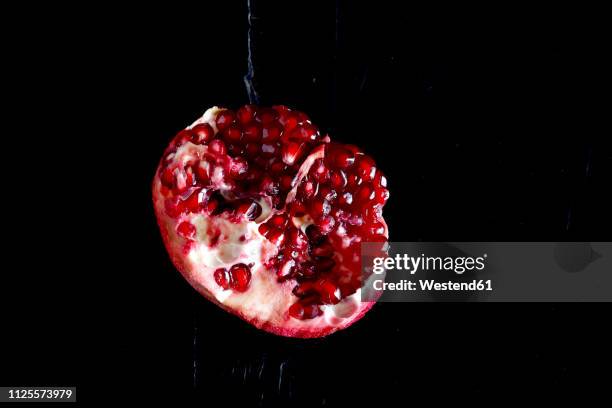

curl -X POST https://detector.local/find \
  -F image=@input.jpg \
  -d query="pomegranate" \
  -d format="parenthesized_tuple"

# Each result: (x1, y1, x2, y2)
(152, 106, 389, 338)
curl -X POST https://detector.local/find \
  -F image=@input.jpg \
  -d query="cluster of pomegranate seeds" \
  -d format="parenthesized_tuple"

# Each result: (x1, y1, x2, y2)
(156, 105, 388, 320)
(214, 264, 252, 292)
(266, 141, 389, 318)
(159, 105, 324, 218)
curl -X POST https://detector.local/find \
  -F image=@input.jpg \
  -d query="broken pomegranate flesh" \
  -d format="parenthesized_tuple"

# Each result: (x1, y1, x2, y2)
(152, 106, 389, 338)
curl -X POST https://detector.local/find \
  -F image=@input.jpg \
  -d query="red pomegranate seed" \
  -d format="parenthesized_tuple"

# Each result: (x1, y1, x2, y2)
(235, 200, 262, 221)
(318, 186, 337, 202)
(226, 143, 244, 157)
(269, 160, 286, 174)
(230, 263, 251, 292)
(245, 143, 260, 159)
(288, 123, 318, 141)
(374, 188, 390, 204)
(272, 104, 290, 113)
(260, 176, 280, 195)
(243, 122, 262, 142)
(356, 156, 376, 181)
(181, 188, 208, 213)
(292, 282, 316, 298)
(268, 214, 288, 228)
(261, 124, 282, 143)
(286, 228, 308, 250)
(215, 110, 235, 131)
(172, 168, 194, 193)
(222, 125, 242, 143)
(289, 200, 306, 217)
(282, 141, 304, 166)
(205, 197, 219, 214)
(279, 174, 294, 191)
(355, 185, 375, 204)
(273, 105, 291, 124)
(310, 198, 331, 218)
(176, 221, 196, 239)
(160, 185, 171, 196)
(237, 105, 257, 124)
(256, 107, 277, 125)
(310, 160, 329, 183)
(193, 162, 209, 185)
(258, 223, 271, 236)
(347, 174, 363, 189)
(209, 139, 226, 155)
(164, 198, 181, 218)
(229, 157, 249, 179)
(289, 302, 321, 320)
(186, 166, 198, 186)
(316, 280, 341, 304)
(299, 180, 316, 199)
(375, 172, 387, 188)
(191, 123, 214, 144)
(317, 216, 336, 234)
(160, 167, 175, 188)
(288, 302, 304, 318)
(214, 268, 231, 290)
(330, 170, 347, 189)
(301, 123, 319, 140)
(174, 129, 194, 146)
(282, 112, 300, 132)
(331, 148, 355, 169)
(265, 229, 285, 246)
(173, 173, 189, 194)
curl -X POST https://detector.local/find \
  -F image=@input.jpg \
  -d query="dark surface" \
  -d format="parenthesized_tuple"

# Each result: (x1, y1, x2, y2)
(2, 1, 610, 405)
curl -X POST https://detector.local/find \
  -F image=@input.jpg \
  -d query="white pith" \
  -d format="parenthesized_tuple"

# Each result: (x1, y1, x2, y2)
(153, 107, 385, 337)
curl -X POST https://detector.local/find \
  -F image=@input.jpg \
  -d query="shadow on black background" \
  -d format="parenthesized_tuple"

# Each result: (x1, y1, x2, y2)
(2, 0, 610, 405)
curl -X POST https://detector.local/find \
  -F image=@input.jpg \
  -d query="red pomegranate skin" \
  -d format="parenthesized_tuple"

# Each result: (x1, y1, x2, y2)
(152, 106, 389, 338)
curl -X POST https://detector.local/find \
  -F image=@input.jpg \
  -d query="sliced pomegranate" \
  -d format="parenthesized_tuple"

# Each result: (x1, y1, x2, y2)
(152, 106, 389, 338)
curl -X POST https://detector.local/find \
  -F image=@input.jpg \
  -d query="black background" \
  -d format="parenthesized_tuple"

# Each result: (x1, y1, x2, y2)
(2, 1, 611, 405)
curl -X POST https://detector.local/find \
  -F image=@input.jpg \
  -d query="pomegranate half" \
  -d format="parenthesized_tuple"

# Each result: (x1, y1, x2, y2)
(152, 106, 389, 338)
